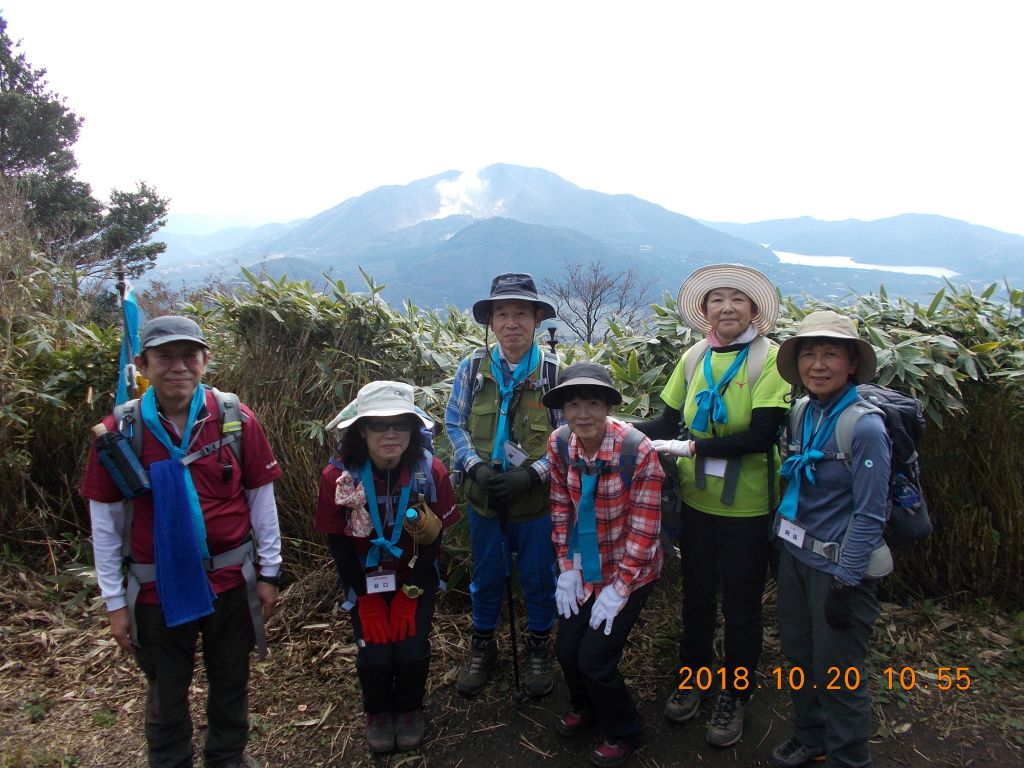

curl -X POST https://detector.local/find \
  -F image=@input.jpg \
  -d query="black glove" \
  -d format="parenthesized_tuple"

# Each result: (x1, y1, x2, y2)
(487, 467, 538, 502)
(469, 463, 496, 487)
(824, 578, 854, 630)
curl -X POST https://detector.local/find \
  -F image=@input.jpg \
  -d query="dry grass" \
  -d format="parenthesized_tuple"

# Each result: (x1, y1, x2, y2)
(1, 560, 1021, 767)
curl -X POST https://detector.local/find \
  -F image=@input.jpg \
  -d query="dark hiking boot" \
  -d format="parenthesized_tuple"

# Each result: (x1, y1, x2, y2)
(394, 709, 425, 751)
(457, 637, 498, 697)
(664, 685, 715, 722)
(770, 736, 826, 767)
(524, 639, 554, 697)
(706, 690, 746, 747)
(365, 711, 395, 753)
(223, 756, 261, 768)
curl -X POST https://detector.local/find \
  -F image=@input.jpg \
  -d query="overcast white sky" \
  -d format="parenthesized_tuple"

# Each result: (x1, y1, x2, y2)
(3, 1, 1022, 235)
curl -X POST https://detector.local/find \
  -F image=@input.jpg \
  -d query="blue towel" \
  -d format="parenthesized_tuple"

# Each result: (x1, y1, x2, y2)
(150, 458, 216, 627)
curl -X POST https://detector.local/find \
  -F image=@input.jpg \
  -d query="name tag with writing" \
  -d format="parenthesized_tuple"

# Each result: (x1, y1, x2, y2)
(776, 518, 806, 548)
(366, 569, 397, 594)
(504, 440, 529, 468)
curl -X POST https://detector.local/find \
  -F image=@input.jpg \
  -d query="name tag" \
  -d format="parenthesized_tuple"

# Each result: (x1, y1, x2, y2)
(366, 569, 397, 594)
(703, 457, 727, 477)
(776, 517, 806, 548)
(504, 440, 529, 468)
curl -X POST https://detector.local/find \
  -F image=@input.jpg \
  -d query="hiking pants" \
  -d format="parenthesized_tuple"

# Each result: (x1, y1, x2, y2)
(134, 584, 254, 768)
(555, 582, 654, 745)
(467, 506, 556, 633)
(351, 585, 438, 715)
(677, 503, 771, 698)
(777, 546, 880, 768)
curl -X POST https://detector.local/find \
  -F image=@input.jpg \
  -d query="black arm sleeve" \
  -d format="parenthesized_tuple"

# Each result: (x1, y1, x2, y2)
(632, 404, 682, 440)
(693, 407, 787, 457)
(326, 533, 367, 597)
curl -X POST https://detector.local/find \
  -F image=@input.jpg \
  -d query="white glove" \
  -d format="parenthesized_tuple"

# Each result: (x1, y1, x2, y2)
(556, 570, 585, 619)
(588, 585, 628, 635)
(651, 438, 693, 457)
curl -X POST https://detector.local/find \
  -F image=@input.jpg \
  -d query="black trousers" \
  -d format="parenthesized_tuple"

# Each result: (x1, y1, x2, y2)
(350, 586, 437, 715)
(677, 504, 771, 696)
(134, 584, 254, 768)
(555, 582, 654, 745)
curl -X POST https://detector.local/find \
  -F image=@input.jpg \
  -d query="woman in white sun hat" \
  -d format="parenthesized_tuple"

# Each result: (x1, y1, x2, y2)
(314, 381, 459, 755)
(768, 310, 890, 768)
(635, 263, 790, 748)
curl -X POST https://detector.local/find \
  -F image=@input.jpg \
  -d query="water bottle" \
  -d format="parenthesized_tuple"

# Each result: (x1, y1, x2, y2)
(892, 472, 921, 510)
(93, 424, 151, 499)
(403, 495, 442, 544)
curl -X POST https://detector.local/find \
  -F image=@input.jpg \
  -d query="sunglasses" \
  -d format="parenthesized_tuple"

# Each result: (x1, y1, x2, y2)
(364, 419, 415, 434)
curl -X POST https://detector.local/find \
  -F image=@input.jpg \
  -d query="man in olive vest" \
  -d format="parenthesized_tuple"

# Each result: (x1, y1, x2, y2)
(445, 273, 562, 697)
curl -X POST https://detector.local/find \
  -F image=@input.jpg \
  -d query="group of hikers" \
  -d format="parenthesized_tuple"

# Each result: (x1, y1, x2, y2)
(81, 263, 894, 768)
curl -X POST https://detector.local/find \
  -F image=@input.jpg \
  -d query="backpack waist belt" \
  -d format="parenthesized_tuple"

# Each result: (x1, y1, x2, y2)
(125, 533, 268, 658)
(772, 513, 841, 563)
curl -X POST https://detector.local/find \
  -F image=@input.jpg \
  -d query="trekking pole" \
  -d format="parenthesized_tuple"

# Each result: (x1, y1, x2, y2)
(114, 261, 138, 401)
(545, 326, 557, 355)
(491, 462, 528, 707)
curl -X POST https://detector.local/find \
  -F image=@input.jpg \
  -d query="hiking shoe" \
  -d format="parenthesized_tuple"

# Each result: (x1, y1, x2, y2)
(664, 685, 713, 722)
(395, 709, 425, 751)
(524, 640, 554, 697)
(456, 638, 498, 697)
(556, 709, 595, 737)
(590, 738, 634, 768)
(365, 711, 395, 753)
(770, 736, 826, 767)
(223, 756, 261, 768)
(705, 691, 746, 747)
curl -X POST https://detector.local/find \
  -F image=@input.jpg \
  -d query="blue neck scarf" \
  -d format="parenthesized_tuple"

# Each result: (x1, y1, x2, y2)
(568, 459, 604, 584)
(691, 346, 750, 433)
(141, 385, 216, 627)
(778, 385, 860, 521)
(360, 462, 411, 568)
(141, 385, 209, 557)
(489, 343, 540, 468)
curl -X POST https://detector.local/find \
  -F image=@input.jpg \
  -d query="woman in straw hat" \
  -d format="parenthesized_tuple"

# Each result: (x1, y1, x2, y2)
(768, 310, 890, 768)
(314, 381, 459, 754)
(635, 263, 790, 748)
(542, 362, 664, 768)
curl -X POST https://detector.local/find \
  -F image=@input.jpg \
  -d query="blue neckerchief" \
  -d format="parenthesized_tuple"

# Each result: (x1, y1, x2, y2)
(140, 385, 209, 557)
(489, 343, 540, 469)
(360, 461, 411, 568)
(568, 459, 604, 584)
(691, 346, 750, 433)
(778, 385, 860, 521)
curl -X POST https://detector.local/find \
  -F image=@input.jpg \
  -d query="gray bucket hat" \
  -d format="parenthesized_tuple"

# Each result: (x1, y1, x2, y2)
(472, 273, 557, 324)
(541, 362, 622, 409)
(140, 316, 209, 351)
(776, 310, 878, 386)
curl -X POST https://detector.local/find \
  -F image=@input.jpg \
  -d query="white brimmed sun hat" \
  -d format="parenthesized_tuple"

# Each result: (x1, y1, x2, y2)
(776, 310, 878, 386)
(327, 381, 433, 431)
(677, 263, 779, 335)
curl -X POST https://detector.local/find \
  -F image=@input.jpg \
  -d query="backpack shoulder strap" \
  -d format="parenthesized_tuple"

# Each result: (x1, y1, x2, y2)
(833, 400, 883, 469)
(554, 424, 571, 466)
(788, 395, 810, 450)
(113, 398, 144, 457)
(210, 387, 245, 464)
(541, 350, 561, 426)
(617, 426, 645, 490)
(683, 339, 710, 387)
(745, 335, 771, 389)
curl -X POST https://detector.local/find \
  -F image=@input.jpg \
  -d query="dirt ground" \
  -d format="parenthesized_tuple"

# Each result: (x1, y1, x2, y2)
(1, 561, 1021, 767)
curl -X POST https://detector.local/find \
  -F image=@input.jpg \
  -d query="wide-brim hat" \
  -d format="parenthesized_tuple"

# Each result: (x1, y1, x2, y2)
(140, 315, 209, 351)
(541, 362, 622, 409)
(776, 310, 878, 386)
(329, 381, 433, 431)
(677, 263, 779, 335)
(472, 272, 557, 324)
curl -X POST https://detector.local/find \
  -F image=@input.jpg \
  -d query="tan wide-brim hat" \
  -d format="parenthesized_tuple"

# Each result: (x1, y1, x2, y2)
(677, 263, 779, 335)
(327, 381, 433, 431)
(776, 310, 878, 386)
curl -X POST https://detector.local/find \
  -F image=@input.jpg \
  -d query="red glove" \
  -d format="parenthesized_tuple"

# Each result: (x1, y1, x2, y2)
(389, 590, 418, 642)
(357, 594, 390, 644)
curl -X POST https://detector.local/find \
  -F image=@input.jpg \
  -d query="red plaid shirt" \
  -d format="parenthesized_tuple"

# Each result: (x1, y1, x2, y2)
(548, 418, 664, 598)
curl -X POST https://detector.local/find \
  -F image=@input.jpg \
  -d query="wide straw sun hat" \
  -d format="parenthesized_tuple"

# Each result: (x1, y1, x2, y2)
(677, 263, 779, 335)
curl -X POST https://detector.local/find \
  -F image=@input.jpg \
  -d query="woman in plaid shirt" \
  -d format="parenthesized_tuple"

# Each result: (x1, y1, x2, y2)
(542, 362, 664, 768)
